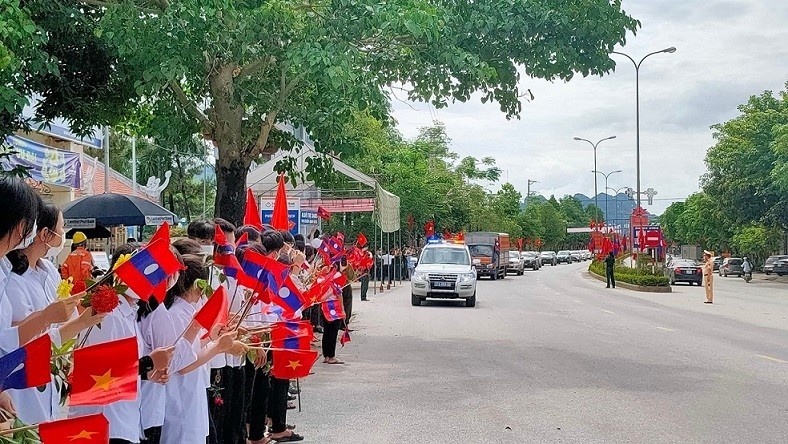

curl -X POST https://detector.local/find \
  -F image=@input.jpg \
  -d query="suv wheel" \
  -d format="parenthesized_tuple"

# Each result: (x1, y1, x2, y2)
(465, 292, 476, 307)
(411, 294, 421, 306)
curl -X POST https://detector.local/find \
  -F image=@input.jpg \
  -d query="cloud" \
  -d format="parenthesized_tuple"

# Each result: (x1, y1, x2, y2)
(390, 0, 788, 215)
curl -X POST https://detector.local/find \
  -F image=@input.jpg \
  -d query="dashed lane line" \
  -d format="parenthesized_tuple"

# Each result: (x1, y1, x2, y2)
(601, 309, 615, 315)
(656, 327, 675, 332)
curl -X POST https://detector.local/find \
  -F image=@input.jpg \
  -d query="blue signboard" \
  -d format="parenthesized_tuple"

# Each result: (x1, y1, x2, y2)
(300, 210, 318, 226)
(262, 209, 300, 235)
(2, 135, 81, 188)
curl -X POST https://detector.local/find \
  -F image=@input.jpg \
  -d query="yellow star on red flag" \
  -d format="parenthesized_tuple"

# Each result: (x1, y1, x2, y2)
(287, 360, 302, 370)
(68, 429, 99, 440)
(90, 370, 119, 391)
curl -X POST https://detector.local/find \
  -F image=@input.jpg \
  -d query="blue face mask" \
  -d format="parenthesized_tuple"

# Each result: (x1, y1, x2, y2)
(13, 221, 37, 251)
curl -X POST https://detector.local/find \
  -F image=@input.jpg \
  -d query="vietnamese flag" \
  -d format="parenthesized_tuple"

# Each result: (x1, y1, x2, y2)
(356, 232, 367, 247)
(114, 237, 184, 302)
(0, 334, 51, 391)
(270, 173, 290, 230)
(194, 286, 229, 333)
(317, 206, 331, 221)
(270, 349, 318, 379)
(39, 414, 109, 444)
(69, 337, 138, 406)
(424, 220, 435, 237)
(244, 188, 263, 230)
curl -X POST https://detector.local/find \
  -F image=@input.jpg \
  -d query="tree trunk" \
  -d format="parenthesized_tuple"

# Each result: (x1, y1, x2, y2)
(215, 147, 252, 226)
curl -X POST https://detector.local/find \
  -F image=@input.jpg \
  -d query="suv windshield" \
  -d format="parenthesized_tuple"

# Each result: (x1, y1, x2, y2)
(468, 245, 494, 257)
(420, 248, 470, 265)
(558, 251, 569, 255)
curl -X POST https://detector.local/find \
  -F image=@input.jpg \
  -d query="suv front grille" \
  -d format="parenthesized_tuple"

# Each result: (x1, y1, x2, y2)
(428, 274, 459, 281)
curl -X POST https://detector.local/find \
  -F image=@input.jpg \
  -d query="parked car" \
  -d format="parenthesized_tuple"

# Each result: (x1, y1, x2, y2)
(719, 257, 744, 277)
(522, 251, 542, 270)
(507, 251, 525, 275)
(556, 251, 572, 264)
(764, 255, 788, 275)
(712, 256, 723, 271)
(773, 258, 788, 276)
(540, 251, 557, 266)
(569, 251, 582, 262)
(666, 259, 703, 286)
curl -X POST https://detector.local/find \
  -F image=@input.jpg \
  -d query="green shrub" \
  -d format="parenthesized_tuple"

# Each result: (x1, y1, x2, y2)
(588, 260, 670, 287)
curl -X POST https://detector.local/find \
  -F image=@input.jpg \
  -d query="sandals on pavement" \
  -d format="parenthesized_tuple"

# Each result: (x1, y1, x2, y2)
(271, 432, 304, 442)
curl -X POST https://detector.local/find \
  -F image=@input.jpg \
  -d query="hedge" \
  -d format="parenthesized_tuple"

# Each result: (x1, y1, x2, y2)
(588, 260, 670, 287)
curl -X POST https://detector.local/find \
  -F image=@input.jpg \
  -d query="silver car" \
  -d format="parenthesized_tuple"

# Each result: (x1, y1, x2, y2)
(411, 243, 478, 307)
(508, 251, 525, 275)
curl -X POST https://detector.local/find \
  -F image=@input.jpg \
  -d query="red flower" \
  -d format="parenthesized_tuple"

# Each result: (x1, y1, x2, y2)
(87, 285, 120, 314)
(213, 395, 224, 406)
(249, 334, 262, 345)
(71, 281, 87, 295)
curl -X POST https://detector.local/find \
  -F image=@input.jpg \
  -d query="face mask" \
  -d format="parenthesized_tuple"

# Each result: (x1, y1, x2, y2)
(201, 245, 214, 254)
(13, 221, 37, 251)
(45, 230, 65, 258)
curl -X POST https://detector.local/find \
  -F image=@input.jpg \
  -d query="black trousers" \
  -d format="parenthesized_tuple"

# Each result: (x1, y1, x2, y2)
(321, 317, 341, 359)
(342, 285, 353, 323)
(267, 376, 290, 434)
(221, 366, 247, 444)
(606, 269, 616, 288)
(245, 360, 270, 441)
(109, 440, 132, 444)
(360, 275, 369, 300)
(140, 426, 161, 444)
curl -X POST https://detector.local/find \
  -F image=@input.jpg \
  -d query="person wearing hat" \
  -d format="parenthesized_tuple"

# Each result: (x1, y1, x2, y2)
(702, 250, 714, 304)
(59, 231, 94, 286)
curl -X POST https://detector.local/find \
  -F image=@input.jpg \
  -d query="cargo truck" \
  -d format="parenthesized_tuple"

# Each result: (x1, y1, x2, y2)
(465, 232, 510, 280)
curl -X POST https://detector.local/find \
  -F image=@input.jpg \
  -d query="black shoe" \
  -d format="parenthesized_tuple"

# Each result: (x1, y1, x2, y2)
(314, 326, 324, 333)
(361, 298, 368, 301)
(288, 394, 297, 400)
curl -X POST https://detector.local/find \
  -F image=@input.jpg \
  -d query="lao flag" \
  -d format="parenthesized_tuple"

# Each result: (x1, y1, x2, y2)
(340, 328, 351, 347)
(317, 206, 331, 221)
(269, 276, 308, 319)
(115, 238, 184, 302)
(146, 222, 174, 302)
(271, 321, 313, 351)
(322, 298, 345, 322)
(0, 334, 51, 391)
(240, 249, 289, 296)
(214, 228, 244, 280)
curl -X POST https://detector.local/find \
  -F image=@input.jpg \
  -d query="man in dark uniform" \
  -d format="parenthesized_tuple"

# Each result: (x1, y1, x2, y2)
(605, 251, 616, 288)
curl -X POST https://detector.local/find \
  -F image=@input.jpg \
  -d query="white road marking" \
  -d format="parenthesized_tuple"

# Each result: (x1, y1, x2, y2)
(656, 327, 675, 332)
(756, 354, 788, 364)
(601, 309, 615, 315)
(572, 300, 581, 303)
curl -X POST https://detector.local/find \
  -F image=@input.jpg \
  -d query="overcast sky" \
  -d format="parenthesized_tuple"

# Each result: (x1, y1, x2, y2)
(390, 0, 788, 214)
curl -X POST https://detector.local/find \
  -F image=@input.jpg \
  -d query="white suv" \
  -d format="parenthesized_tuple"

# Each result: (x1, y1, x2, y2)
(411, 242, 477, 307)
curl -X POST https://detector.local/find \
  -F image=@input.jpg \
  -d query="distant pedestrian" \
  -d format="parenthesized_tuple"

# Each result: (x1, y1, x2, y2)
(702, 250, 714, 303)
(742, 257, 753, 282)
(604, 251, 616, 288)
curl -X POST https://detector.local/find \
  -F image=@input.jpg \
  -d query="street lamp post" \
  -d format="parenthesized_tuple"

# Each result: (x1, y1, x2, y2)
(593, 170, 622, 225)
(574, 136, 616, 224)
(607, 186, 629, 236)
(611, 47, 676, 209)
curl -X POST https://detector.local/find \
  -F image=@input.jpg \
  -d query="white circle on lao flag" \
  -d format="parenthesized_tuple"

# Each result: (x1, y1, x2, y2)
(144, 264, 160, 275)
(279, 287, 291, 298)
(329, 309, 337, 316)
(257, 270, 264, 279)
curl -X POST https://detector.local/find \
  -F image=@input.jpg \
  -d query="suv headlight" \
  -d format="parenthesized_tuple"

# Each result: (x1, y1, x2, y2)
(412, 271, 427, 281)
(460, 272, 476, 283)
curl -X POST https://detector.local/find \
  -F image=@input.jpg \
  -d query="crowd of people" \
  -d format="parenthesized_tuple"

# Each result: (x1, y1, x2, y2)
(0, 177, 370, 443)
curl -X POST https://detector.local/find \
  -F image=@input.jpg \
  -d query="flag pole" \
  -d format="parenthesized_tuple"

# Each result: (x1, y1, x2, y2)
(0, 423, 38, 436)
(296, 378, 302, 412)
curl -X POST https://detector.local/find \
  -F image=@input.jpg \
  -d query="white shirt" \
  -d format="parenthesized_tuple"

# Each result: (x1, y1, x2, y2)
(380, 254, 394, 265)
(138, 304, 177, 431)
(69, 297, 142, 443)
(162, 297, 209, 444)
(223, 276, 245, 368)
(207, 266, 226, 370)
(0, 257, 20, 354)
(5, 261, 61, 424)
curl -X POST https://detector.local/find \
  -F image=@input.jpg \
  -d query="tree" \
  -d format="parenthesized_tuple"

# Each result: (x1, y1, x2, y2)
(539, 196, 567, 250)
(455, 156, 502, 182)
(730, 225, 781, 264)
(559, 195, 590, 248)
(585, 204, 604, 223)
(494, 183, 522, 219)
(660, 201, 686, 244)
(28, 0, 638, 224)
(673, 192, 731, 251)
(702, 84, 788, 231)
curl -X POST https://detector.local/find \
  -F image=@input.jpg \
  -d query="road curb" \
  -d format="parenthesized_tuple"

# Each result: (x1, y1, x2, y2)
(585, 271, 672, 293)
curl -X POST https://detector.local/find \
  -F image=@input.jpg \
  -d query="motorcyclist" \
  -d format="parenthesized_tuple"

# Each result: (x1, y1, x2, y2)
(742, 256, 753, 282)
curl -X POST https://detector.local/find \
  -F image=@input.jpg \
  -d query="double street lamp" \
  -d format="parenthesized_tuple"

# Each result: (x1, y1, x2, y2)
(573, 136, 616, 224)
(611, 47, 676, 209)
(593, 169, 622, 225)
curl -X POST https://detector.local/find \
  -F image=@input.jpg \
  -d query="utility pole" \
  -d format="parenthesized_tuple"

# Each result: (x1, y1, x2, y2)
(526, 179, 538, 207)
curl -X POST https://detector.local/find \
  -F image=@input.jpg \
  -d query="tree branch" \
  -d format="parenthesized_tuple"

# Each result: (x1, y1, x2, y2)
(236, 56, 276, 79)
(168, 80, 213, 135)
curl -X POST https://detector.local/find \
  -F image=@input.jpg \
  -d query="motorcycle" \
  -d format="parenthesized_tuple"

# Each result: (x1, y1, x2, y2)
(743, 272, 752, 283)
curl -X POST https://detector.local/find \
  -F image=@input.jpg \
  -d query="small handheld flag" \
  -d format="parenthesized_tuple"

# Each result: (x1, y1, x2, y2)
(317, 206, 331, 221)
(69, 337, 139, 406)
(340, 328, 351, 347)
(270, 349, 318, 379)
(194, 286, 229, 333)
(321, 298, 346, 322)
(356, 233, 367, 247)
(114, 237, 184, 302)
(39, 413, 109, 444)
(0, 334, 51, 391)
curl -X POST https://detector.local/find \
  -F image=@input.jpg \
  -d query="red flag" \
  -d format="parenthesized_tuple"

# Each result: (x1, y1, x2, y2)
(456, 232, 464, 242)
(340, 328, 351, 347)
(244, 188, 263, 230)
(271, 321, 313, 351)
(424, 220, 435, 237)
(69, 337, 138, 406)
(194, 286, 229, 333)
(114, 237, 184, 302)
(147, 222, 174, 302)
(270, 349, 318, 379)
(39, 414, 109, 444)
(317, 206, 331, 221)
(270, 173, 290, 230)
(356, 233, 367, 247)
(235, 232, 249, 248)
(517, 238, 524, 250)
(214, 228, 245, 280)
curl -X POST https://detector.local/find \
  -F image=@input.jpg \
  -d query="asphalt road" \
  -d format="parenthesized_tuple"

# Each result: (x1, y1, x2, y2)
(290, 262, 788, 443)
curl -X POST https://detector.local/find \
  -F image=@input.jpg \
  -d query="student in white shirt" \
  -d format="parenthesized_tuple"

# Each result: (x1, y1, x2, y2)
(0, 179, 93, 420)
(161, 254, 237, 444)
